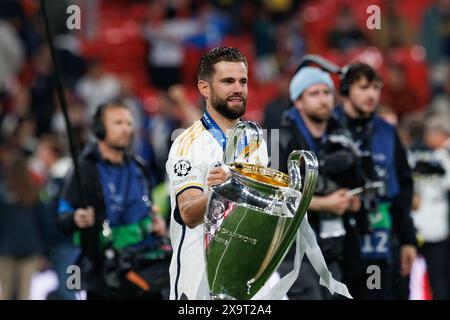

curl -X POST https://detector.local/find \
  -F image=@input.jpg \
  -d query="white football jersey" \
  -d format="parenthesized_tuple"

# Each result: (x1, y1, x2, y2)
(166, 118, 268, 300)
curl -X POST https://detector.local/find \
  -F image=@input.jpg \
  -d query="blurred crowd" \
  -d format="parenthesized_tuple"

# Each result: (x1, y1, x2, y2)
(0, 0, 449, 299)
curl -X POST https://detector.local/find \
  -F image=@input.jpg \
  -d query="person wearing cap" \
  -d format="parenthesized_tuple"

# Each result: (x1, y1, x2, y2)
(277, 66, 363, 299)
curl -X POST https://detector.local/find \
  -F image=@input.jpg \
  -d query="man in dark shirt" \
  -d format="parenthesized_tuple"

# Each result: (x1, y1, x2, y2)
(278, 66, 362, 299)
(57, 102, 169, 299)
(333, 63, 417, 299)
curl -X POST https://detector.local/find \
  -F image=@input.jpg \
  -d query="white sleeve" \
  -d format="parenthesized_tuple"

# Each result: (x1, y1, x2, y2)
(166, 139, 206, 196)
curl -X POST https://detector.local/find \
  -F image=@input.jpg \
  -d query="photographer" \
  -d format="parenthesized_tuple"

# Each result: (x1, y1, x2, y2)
(334, 63, 417, 299)
(409, 116, 450, 300)
(277, 66, 363, 299)
(57, 102, 170, 300)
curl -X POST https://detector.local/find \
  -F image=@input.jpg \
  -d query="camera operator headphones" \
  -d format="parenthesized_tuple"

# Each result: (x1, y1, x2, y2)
(93, 103, 109, 140)
(294, 55, 352, 96)
(338, 64, 352, 96)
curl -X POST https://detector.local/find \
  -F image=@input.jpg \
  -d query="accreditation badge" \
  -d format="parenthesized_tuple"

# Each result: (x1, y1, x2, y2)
(360, 202, 392, 260)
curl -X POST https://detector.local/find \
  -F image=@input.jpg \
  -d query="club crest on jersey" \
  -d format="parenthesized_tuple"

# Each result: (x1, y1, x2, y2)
(174, 159, 192, 177)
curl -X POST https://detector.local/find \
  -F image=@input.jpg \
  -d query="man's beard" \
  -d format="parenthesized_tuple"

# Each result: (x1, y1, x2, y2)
(304, 109, 330, 124)
(307, 114, 327, 124)
(211, 93, 246, 120)
(106, 138, 132, 152)
(110, 144, 128, 152)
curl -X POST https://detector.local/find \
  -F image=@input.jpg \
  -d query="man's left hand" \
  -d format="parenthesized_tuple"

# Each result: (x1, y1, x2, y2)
(151, 206, 168, 236)
(348, 196, 361, 213)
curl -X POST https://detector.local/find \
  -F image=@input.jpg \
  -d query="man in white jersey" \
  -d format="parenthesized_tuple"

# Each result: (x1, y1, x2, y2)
(166, 47, 269, 300)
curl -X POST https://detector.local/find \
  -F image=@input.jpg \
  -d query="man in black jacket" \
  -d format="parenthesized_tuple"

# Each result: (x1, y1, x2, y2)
(277, 66, 362, 299)
(57, 101, 168, 299)
(333, 63, 417, 299)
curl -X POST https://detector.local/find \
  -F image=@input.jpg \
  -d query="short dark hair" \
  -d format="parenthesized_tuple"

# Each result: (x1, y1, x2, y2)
(198, 47, 248, 82)
(340, 63, 382, 96)
(95, 100, 129, 120)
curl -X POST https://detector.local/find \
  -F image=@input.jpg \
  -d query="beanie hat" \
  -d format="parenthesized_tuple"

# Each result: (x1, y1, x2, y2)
(289, 66, 334, 102)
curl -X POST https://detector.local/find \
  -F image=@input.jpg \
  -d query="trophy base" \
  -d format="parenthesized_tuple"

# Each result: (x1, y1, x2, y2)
(210, 293, 236, 300)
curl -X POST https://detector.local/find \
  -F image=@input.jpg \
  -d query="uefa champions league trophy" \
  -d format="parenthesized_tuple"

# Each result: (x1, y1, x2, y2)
(204, 121, 318, 300)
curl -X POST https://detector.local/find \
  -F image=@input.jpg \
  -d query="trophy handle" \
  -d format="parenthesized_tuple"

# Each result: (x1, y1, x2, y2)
(287, 150, 319, 221)
(223, 121, 263, 165)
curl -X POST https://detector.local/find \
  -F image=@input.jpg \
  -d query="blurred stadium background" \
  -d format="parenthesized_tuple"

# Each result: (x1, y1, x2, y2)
(0, 0, 449, 300)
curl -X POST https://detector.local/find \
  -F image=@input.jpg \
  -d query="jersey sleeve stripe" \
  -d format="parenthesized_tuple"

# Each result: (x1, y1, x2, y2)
(178, 123, 201, 156)
(176, 123, 197, 156)
(175, 182, 205, 195)
(176, 122, 201, 156)
(181, 125, 205, 156)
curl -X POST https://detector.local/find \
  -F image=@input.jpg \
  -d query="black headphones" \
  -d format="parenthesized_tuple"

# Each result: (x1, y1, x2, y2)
(338, 64, 352, 96)
(294, 55, 351, 96)
(93, 104, 107, 140)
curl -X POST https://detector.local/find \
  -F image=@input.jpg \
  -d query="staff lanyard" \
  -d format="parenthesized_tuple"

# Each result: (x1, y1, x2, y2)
(288, 107, 326, 155)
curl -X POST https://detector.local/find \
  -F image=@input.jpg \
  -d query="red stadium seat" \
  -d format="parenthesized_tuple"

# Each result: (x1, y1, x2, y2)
(389, 46, 430, 110)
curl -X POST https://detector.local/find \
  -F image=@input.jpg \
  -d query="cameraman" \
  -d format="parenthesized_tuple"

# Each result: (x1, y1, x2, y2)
(57, 102, 169, 299)
(278, 66, 362, 299)
(409, 116, 450, 300)
(334, 63, 417, 299)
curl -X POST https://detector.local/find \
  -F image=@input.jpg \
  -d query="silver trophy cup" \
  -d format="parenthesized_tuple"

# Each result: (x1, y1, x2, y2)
(204, 121, 318, 300)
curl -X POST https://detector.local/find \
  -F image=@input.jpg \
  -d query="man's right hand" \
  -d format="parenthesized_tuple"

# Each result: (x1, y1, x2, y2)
(207, 167, 229, 187)
(323, 189, 352, 216)
(74, 206, 95, 228)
